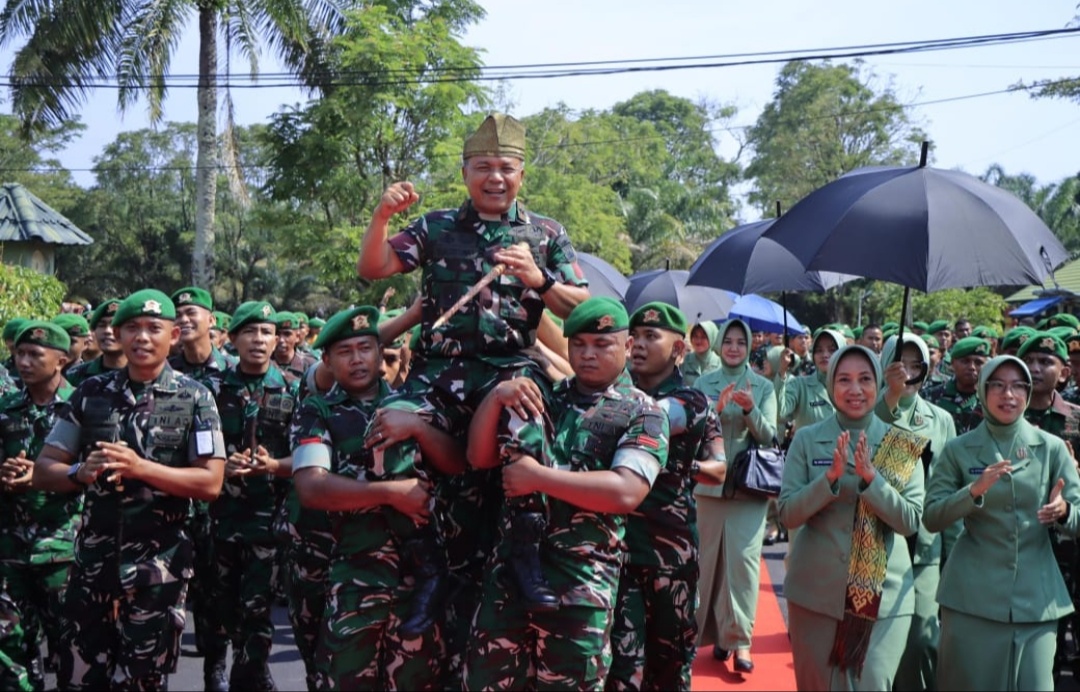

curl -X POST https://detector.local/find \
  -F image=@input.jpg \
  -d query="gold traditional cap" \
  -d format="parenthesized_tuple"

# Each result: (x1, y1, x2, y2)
(463, 113, 526, 160)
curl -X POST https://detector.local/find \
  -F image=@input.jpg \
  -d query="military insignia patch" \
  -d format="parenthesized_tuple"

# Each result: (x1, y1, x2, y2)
(1018, 334, 1031, 344)
(31, 328, 46, 340)
(975, 344, 988, 355)
(351, 314, 370, 330)
(261, 305, 272, 317)
(1070, 341, 1080, 353)
(643, 309, 661, 323)
(143, 300, 162, 314)
(1051, 319, 1060, 327)
(178, 292, 192, 303)
(106, 303, 118, 314)
(282, 320, 293, 329)
(1041, 337, 1056, 349)
(598, 315, 615, 330)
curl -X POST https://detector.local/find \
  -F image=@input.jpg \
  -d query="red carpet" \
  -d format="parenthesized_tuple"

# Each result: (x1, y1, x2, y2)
(691, 558, 797, 691)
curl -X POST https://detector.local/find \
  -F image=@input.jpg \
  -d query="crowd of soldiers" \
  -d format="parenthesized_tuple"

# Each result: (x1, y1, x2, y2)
(1, 112, 1079, 692)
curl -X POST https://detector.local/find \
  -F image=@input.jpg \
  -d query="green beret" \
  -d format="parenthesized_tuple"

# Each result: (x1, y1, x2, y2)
(51, 313, 91, 337)
(563, 297, 629, 338)
(313, 306, 381, 350)
(273, 311, 299, 330)
(212, 311, 231, 331)
(2, 317, 28, 343)
(853, 326, 864, 339)
(1037, 313, 1080, 331)
(972, 325, 998, 339)
(882, 328, 898, 340)
(112, 289, 176, 327)
(378, 309, 407, 348)
(912, 321, 930, 331)
(171, 286, 213, 311)
(309, 317, 326, 329)
(920, 334, 940, 349)
(229, 301, 276, 335)
(15, 320, 70, 353)
(1048, 325, 1077, 341)
(882, 321, 899, 331)
(839, 325, 854, 340)
(629, 301, 688, 335)
(463, 113, 525, 160)
(950, 336, 992, 360)
(1000, 327, 1036, 353)
(295, 312, 309, 326)
(928, 319, 950, 334)
(89, 299, 121, 329)
(1017, 331, 1068, 363)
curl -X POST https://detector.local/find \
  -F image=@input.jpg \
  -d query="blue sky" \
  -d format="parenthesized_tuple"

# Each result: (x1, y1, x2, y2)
(1, 0, 1077, 217)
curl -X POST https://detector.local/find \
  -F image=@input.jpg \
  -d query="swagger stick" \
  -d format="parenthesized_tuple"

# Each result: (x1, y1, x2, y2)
(432, 242, 529, 330)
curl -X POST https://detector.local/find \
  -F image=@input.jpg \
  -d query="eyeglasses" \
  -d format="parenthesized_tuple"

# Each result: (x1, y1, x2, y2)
(985, 380, 1032, 396)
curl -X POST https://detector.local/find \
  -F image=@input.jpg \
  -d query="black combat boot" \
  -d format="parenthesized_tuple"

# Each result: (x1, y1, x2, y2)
(508, 511, 559, 611)
(398, 530, 449, 637)
(203, 646, 229, 692)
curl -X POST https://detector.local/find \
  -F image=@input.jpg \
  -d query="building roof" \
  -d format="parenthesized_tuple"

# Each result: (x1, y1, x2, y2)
(0, 182, 92, 246)
(1007, 254, 1080, 302)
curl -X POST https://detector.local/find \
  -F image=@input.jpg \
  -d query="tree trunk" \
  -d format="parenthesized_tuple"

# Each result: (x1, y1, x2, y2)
(193, 7, 218, 287)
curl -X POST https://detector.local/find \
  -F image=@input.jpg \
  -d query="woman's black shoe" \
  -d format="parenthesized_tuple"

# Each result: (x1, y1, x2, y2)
(734, 657, 755, 674)
(712, 645, 731, 661)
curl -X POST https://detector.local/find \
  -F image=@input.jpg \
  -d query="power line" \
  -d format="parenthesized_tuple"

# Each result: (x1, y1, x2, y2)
(3, 27, 1078, 90)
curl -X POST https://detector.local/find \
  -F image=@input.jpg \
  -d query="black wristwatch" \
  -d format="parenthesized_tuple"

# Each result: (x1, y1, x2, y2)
(536, 268, 558, 295)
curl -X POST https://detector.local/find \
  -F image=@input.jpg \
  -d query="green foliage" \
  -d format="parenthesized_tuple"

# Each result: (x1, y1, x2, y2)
(746, 60, 927, 215)
(0, 262, 66, 356)
(983, 165, 1080, 254)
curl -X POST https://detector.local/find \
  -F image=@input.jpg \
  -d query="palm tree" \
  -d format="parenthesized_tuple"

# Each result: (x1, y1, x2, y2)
(0, 0, 346, 287)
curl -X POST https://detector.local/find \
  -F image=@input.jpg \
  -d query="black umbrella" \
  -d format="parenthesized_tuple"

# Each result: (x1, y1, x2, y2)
(762, 142, 1069, 381)
(575, 252, 631, 300)
(625, 269, 737, 323)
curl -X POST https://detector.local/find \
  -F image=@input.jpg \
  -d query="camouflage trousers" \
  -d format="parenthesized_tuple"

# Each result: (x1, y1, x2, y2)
(0, 560, 71, 690)
(0, 588, 33, 692)
(187, 504, 227, 657)
(285, 536, 333, 691)
(212, 537, 276, 675)
(464, 601, 615, 691)
(606, 564, 698, 692)
(315, 581, 443, 691)
(56, 573, 187, 691)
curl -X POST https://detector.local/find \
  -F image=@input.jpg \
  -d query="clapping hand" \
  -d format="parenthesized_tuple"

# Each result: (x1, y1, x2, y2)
(731, 385, 755, 414)
(853, 431, 874, 484)
(827, 431, 850, 483)
(1038, 478, 1068, 526)
(970, 460, 1013, 499)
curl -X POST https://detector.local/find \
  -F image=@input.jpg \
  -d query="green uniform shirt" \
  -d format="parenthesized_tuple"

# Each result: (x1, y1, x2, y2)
(273, 350, 316, 387)
(0, 364, 15, 398)
(0, 381, 80, 565)
(1024, 392, 1080, 450)
(923, 378, 984, 435)
(168, 346, 236, 386)
(43, 366, 225, 590)
(65, 357, 123, 388)
(626, 369, 720, 569)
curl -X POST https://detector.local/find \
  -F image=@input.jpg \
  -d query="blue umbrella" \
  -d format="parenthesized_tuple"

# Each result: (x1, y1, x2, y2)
(625, 269, 737, 323)
(575, 252, 631, 300)
(728, 294, 807, 335)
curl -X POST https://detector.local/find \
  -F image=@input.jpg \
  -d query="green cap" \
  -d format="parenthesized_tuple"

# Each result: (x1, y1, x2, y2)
(15, 320, 70, 353)
(1037, 313, 1080, 331)
(309, 317, 326, 329)
(171, 286, 213, 311)
(295, 312, 309, 327)
(2, 317, 29, 343)
(563, 297, 629, 338)
(51, 313, 91, 337)
(1017, 331, 1068, 363)
(629, 301, 688, 336)
(212, 311, 231, 331)
(920, 334, 940, 349)
(972, 325, 998, 339)
(89, 299, 121, 329)
(882, 321, 899, 331)
(912, 321, 930, 332)
(229, 301, 276, 335)
(928, 319, 950, 334)
(1048, 325, 1077, 341)
(950, 336, 992, 360)
(273, 311, 299, 330)
(112, 289, 176, 328)
(313, 306, 381, 350)
(463, 113, 526, 160)
(1000, 327, 1036, 353)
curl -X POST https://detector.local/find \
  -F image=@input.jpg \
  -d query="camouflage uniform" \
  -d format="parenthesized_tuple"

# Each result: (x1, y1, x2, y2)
(608, 370, 719, 692)
(923, 379, 984, 436)
(0, 358, 18, 389)
(463, 370, 668, 690)
(291, 380, 445, 690)
(274, 350, 317, 387)
(386, 198, 586, 683)
(1063, 381, 1080, 406)
(205, 363, 298, 687)
(0, 364, 16, 398)
(65, 358, 123, 388)
(43, 365, 225, 691)
(167, 347, 234, 664)
(0, 382, 78, 690)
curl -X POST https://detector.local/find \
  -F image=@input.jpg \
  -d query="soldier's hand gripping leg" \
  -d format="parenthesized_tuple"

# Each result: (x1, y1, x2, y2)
(509, 509, 559, 611)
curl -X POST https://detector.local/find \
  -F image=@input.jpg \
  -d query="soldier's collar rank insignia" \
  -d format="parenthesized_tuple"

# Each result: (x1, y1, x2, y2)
(143, 299, 162, 314)
(31, 328, 46, 340)
(261, 305, 272, 317)
(598, 315, 615, 330)
(178, 292, 192, 303)
(643, 309, 661, 323)
(351, 314, 369, 330)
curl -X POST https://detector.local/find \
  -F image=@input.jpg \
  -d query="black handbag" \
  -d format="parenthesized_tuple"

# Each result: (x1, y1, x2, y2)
(724, 437, 785, 498)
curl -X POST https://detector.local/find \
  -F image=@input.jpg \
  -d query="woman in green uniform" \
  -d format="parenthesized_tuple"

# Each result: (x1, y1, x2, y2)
(779, 345, 927, 691)
(683, 321, 721, 387)
(692, 318, 777, 673)
(924, 355, 1080, 691)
